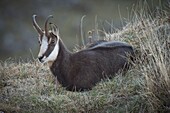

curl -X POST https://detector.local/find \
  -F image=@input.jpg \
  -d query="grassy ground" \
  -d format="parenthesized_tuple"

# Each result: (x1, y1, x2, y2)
(0, 5, 170, 113)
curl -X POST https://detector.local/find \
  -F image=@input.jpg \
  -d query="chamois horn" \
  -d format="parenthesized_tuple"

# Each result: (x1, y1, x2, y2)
(45, 15, 53, 37)
(32, 15, 43, 35)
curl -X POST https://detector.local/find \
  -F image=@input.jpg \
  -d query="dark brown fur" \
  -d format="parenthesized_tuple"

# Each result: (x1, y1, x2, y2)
(50, 39, 134, 91)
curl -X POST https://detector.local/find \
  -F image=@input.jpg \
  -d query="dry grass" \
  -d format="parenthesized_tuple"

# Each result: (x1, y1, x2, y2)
(0, 60, 145, 113)
(107, 4, 170, 112)
(0, 3, 170, 113)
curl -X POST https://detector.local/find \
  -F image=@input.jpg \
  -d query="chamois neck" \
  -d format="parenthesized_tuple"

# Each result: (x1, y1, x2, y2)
(48, 39, 70, 67)
(49, 39, 72, 86)
(59, 39, 72, 55)
(49, 39, 71, 67)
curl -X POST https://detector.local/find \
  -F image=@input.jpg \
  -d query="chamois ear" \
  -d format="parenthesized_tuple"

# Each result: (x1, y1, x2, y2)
(50, 23, 59, 37)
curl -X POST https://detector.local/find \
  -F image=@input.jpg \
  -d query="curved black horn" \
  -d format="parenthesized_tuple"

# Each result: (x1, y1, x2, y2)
(45, 15, 53, 37)
(32, 15, 43, 35)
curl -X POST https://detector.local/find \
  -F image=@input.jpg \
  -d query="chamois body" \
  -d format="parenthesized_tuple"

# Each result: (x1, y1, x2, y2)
(50, 39, 133, 91)
(32, 15, 134, 91)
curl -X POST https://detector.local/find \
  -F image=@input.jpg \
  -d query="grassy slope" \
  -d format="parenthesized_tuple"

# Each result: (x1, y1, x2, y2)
(0, 6, 170, 113)
(0, 60, 146, 113)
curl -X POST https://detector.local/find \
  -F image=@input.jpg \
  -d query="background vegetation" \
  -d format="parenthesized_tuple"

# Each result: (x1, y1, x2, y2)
(0, 0, 168, 60)
(0, 1, 170, 113)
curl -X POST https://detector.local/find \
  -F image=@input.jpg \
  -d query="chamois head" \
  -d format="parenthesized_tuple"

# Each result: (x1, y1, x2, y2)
(32, 15, 60, 63)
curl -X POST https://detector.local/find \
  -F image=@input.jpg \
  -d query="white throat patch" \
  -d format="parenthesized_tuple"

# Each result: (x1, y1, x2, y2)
(43, 39, 59, 63)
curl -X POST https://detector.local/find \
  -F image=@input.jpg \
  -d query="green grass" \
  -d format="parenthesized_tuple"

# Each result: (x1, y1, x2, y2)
(0, 4, 170, 113)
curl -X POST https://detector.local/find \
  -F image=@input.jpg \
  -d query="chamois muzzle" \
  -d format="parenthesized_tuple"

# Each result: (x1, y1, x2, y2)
(38, 56, 44, 63)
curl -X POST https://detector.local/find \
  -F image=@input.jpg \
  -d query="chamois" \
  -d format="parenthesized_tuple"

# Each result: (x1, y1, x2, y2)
(32, 15, 134, 91)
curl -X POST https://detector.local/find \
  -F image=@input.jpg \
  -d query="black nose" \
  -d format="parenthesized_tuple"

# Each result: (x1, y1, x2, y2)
(38, 56, 43, 62)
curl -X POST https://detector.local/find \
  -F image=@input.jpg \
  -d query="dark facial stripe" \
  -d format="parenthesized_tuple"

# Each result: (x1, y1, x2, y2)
(42, 33, 58, 58)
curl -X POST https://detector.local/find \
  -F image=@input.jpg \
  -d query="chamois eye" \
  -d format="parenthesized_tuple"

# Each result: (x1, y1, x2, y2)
(50, 40, 55, 45)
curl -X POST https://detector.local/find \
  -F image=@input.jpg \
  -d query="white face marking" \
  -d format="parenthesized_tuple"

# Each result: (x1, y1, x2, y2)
(37, 24, 60, 64)
(38, 34, 60, 63)
(43, 38, 59, 63)
(38, 35, 48, 58)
